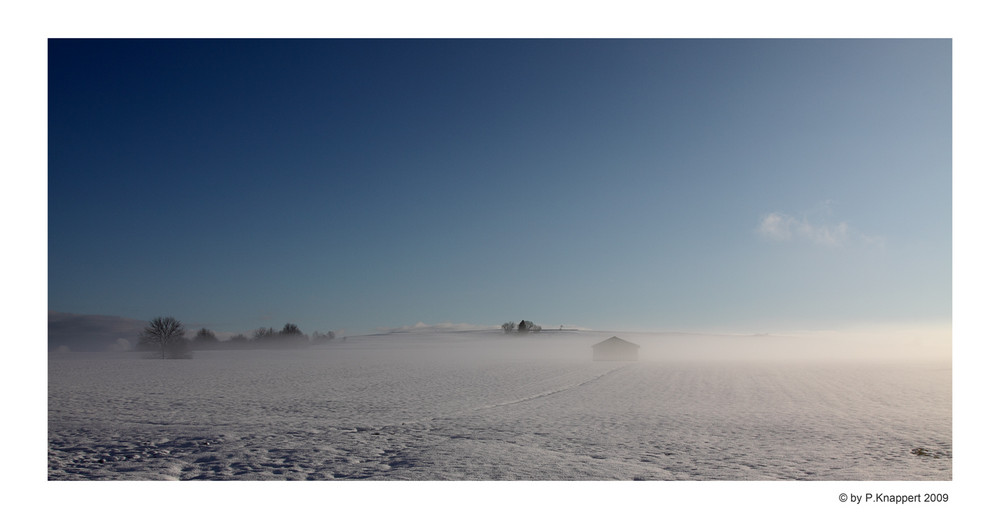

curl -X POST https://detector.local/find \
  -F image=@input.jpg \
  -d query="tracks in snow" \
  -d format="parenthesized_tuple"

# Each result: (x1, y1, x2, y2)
(331, 364, 635, 479)
(473, 364, 628, 413)
(382, 364, 630, 429)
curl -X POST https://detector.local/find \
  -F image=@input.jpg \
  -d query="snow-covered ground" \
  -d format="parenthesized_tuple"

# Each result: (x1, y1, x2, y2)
(48, 330, 951, 480)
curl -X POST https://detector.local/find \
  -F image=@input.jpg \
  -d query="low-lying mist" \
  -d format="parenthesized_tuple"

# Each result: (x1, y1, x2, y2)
(323, 325, 951, 366)
(47, 320, 951, 367)
(616, 327, 951, 364)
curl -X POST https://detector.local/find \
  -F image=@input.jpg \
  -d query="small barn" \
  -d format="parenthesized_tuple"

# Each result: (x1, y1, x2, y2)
(592, 336, 640, 361)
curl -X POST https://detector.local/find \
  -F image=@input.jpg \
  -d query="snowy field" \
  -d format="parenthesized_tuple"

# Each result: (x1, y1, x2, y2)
(48, 330, 951, 481)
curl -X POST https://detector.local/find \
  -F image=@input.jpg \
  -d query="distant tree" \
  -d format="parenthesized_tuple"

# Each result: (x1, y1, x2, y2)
(517, 320, 541, 333)
(228, 333, 249, 343)
(138, 317, 190, 359)
(501, 321, 516, 334)
(279, 323, 304, 337)
(194, 328, 218, 343)
(253, 327, 276, 342)
(277, 323, 308, 346)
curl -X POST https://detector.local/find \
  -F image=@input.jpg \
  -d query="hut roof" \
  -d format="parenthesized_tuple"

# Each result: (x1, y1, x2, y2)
(592, 336, 640, 349)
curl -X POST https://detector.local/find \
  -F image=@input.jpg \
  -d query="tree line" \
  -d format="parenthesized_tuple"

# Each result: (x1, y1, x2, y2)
(139, 315, 547, 359)
(138, 316, 338, 359)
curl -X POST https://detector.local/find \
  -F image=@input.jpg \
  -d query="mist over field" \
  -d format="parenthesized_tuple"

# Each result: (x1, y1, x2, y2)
(48, 310, 950, 363)
(48, 326, 951, 481)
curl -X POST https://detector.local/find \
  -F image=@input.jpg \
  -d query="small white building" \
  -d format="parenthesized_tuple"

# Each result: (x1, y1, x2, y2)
(592, 336, 639, 361)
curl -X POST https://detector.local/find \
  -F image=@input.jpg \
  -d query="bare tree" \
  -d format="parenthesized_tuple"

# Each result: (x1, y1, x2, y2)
(138, 317, 189, 359)
(253, 327, 276, 341)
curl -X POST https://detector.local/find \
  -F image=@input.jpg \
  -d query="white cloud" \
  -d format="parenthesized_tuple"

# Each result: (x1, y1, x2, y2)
(756, 211, 879, 248)
(757, 213, 794, 241)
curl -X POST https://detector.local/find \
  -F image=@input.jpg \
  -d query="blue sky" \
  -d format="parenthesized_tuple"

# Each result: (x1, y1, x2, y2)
(48, 39, 951, 336)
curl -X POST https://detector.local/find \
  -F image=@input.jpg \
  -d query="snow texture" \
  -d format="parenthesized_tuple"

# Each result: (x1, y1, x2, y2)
(48, 331, 951, 480)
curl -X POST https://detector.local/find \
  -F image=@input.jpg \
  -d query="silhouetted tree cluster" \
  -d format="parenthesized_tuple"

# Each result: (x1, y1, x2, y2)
(194, 327, 218, 344)
(250, 323, 309, 347)
(280, 323, 304, 338)
(136, 317, 339, 354)
(502, 319, 541, 334)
